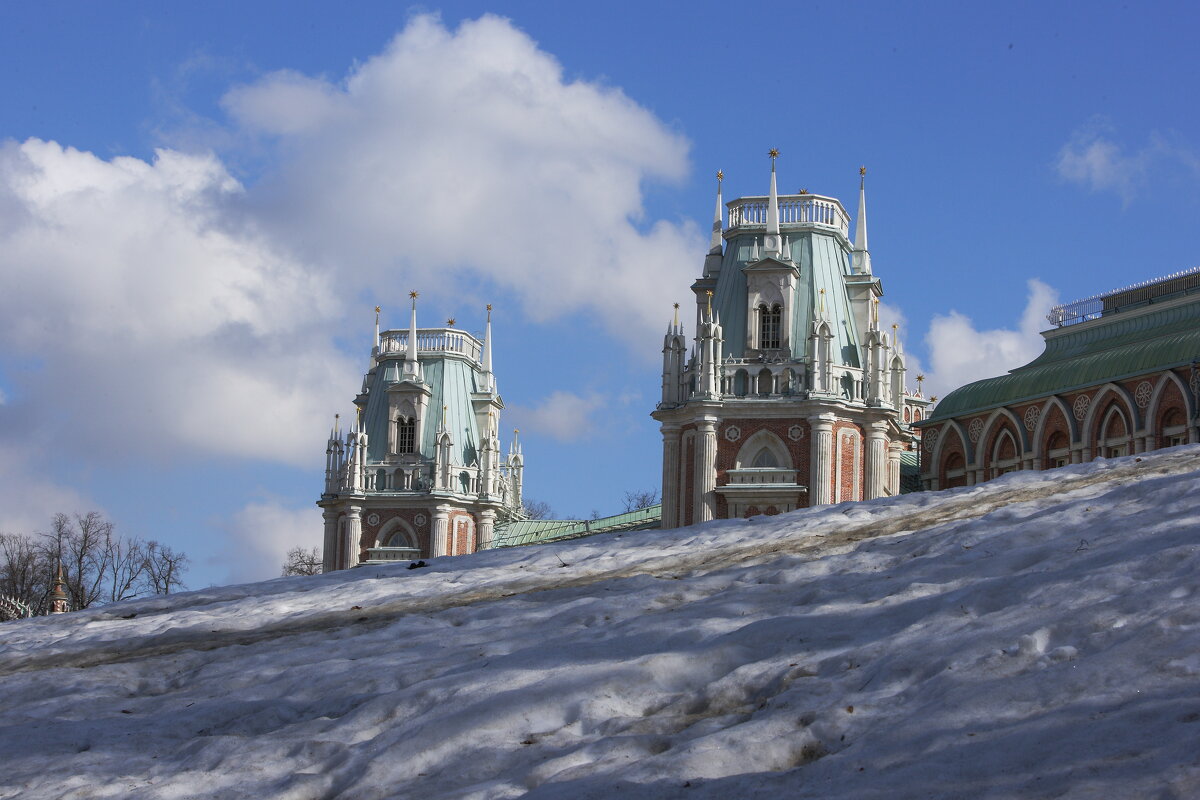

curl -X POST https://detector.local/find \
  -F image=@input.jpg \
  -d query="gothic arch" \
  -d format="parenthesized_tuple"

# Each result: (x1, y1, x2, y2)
(1081, 383, 1138, 444)
(974, 407, 1027, 468)
(1031, 395, 1078, 447)
(735, 429, 793, 470)
(1146, 371, 1193, 440)
(929, 418, 971, 469)
(376, 517, 418, 550)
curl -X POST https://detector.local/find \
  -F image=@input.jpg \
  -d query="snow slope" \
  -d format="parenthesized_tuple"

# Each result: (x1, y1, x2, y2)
(3, 448, 1200, 800)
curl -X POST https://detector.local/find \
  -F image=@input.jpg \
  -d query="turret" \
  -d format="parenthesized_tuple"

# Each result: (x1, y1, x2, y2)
(403, 290, 423, 382)
(661, 304, 687, 405)
(480, 304, 495, 393)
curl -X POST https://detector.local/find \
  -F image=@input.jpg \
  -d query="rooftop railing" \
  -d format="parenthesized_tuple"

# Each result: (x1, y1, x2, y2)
(1047, 266, 1200, 327)
(379, 328, 483, 361)
(727, 194, 850, 236)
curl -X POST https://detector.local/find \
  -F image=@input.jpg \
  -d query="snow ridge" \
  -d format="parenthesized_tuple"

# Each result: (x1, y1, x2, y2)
(2, 448, 1199, 799)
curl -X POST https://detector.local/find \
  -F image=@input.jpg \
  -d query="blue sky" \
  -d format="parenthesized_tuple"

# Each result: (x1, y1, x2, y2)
(1, 1, 1197, 587)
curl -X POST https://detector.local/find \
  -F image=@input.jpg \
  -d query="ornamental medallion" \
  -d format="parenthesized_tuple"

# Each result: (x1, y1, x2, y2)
(1023, 406, 1041, 432)
(366, 513, 380, 526)
(1135, 381, 1153, 409)
(787, 425, 805, 441)
(924, 428, 939, 452)
(724, 425, 742, 442)
(968, 418, 984, 443)
(414, 513, 427, 527)
(1073, 394, 1091, 421)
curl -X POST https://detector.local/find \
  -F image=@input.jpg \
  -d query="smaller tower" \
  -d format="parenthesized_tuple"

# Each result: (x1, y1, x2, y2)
(48, 562, 70, 614)
(852, 166, 872, 275)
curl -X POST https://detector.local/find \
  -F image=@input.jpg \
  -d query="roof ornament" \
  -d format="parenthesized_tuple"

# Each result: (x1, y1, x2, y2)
(446, 317, 455, 326)
(819, 288, 826, 316)
(705, 290, 714, 320)
(405, 290, 420, 378)
(481, 303, 494, 386)
(673, 302, 680, 328)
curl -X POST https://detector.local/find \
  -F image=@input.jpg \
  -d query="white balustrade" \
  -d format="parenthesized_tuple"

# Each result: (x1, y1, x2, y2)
(379, 328, 483, 361)
(727, 195, 850, 235)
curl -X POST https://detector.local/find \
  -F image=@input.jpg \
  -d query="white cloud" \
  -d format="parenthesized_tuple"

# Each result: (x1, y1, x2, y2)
(221, 13, 699, 353)
(0, 139, 355, 467)
(507, 390, 604, 442)
(220, 500, 323, 584)
(922, 279, 1058, 399)
(1056, 120, 1200, 203)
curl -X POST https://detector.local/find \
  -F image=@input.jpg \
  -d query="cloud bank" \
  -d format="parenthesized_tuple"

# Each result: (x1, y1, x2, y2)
(0, 14, 699, 549)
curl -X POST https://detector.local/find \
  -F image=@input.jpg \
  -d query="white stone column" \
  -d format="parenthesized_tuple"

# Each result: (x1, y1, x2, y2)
(321, 509, 339, 573)
(864, 422, 888, 499)
(431, 505, 451, 558)
(887, 442, 903, 496)
(809, 415, 836, 506)
(694, 418, 719, 523)
(344, 506, 362, 569)
(660, 424, 681, 529)
(478, 509, 496, 551)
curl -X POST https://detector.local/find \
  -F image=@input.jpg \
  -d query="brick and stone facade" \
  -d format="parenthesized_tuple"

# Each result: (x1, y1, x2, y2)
(919, 269, 1200, 489)
(318, 300, 522, 570)
(653, 160, 928, 526)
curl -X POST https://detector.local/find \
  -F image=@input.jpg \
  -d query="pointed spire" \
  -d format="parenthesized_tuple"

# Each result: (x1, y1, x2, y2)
(764, 149, 781, 259)
(374, 305, 381, 348)
(49, 561, 69, 614)
(710, 170, 724, 252)
(853, 166, 872, 274)
(751, 236, 760, 261)
(405, 290, 420, 378)
(481, 303, 494, 388)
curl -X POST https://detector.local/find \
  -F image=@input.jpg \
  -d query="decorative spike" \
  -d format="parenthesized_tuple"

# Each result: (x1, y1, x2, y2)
(710, 170, 724, 252)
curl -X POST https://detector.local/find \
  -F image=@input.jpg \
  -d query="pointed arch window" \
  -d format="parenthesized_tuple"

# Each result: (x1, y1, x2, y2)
(758, 303, 782, 350)
(396, 416, 416, 454)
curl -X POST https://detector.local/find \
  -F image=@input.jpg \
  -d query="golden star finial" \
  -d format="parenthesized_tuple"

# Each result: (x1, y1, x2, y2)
(409, 290, 419, 300)
(486, 303, 492, 312)
(859, 165, 866, 177)
(446, 317, 456, 326)
(930, 396, 938, 403)
(716, 169, 724, 182)
(798, 188, 809, 195)
(673, 302, 680, 309)
(917, 373, 925, 382)
(768, 148, 779, 159)
(374, 305, 381, 314)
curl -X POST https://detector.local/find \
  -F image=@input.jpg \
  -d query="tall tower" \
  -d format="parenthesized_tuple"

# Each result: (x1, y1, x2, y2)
(48, 563, 70, 614)
(652, 158, 930, 526)
(318, 297, 525, 570)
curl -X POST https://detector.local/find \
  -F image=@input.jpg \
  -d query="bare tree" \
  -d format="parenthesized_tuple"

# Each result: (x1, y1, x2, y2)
(281, 546, 323, 577)
(622, 488, 660, 512)
(0, 533, 49, 612)
(145, 541, 189, 595)
(520, 499, 554, 520)
(0, 512, 191, 614)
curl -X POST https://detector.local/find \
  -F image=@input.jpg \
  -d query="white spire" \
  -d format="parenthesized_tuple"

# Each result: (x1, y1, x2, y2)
(710, 170, 724, 252)
(405, 290, 420, 378)
(481, 303, 494, 392)
(764, 149, 782, 259)
(852, 166, 872, 274)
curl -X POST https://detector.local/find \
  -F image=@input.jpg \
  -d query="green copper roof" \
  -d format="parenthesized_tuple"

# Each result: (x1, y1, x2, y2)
(712, 231, 860, 367)
(927, 296, 1200, 420)
(491, 505, 662, 548)
(363, 346, 483, 466)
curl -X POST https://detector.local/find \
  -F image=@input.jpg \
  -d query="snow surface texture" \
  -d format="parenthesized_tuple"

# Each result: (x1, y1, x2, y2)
(3, 449, 1200, 799)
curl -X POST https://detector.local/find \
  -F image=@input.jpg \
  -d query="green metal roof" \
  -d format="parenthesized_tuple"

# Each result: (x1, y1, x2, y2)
(712, 231, 861, 367)
(491, 505, 662, 548)
(928, 297, 1200, 421)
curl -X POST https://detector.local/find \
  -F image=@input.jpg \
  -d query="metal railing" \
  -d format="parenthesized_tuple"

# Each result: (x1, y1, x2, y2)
(1047, 266, 1200, 327)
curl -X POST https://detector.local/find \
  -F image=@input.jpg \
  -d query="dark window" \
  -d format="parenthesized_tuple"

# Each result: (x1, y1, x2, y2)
(759, 303, 781, 349)
(397, 417, 416, 453)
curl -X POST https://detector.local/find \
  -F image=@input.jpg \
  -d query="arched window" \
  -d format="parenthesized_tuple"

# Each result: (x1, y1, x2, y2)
(1046, 431, 1069, 469)
(751, 447, 779, 468)
(396, 416, 416, 454)
(759, 303, 782, 350)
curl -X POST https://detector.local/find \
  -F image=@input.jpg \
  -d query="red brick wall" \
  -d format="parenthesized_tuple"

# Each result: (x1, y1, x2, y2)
(1154, 377, 1188, 447)
(682, 427, 696, 527)
(714, 418, 812, 510)
(833, 421, 863, 501)
(359, 508, 431, 560)
(450, 511, 475, 555)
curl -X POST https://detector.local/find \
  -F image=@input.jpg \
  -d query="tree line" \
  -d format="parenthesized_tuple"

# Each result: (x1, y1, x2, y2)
(1, 512, 189, 616)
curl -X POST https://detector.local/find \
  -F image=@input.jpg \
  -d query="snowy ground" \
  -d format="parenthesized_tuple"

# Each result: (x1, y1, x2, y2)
(3, 448, 1200, 799)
